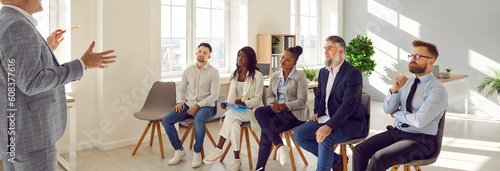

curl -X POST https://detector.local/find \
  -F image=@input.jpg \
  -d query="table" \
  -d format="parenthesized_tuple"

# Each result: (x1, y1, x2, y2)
(438, 73, 469, 117)
(58, 95, 76, 171)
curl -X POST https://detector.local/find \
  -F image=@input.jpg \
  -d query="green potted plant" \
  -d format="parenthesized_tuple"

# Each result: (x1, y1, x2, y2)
(445, 68, 452, 77)
(301, 65, 317, 82)
(272, 36, 280, 54)
(345, 34, 376, 77)
(477, 69, 500, 103)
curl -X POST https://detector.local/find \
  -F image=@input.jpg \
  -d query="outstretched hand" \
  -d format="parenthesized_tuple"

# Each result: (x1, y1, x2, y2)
(81, 41, 117, 69)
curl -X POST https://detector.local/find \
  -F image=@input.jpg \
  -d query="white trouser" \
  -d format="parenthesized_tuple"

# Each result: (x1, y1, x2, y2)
(219, 108, 250, 151)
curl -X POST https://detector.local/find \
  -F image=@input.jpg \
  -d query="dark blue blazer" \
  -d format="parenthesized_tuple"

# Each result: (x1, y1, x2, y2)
(314, 61, 368, 138)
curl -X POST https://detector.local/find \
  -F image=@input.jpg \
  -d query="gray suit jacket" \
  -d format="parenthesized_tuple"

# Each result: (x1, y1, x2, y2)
(0, 7, 84, 155)
(267, 70, 310, 121)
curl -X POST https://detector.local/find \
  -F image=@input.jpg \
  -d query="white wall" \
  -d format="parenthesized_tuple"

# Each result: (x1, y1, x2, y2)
(344, 0, 500, 116)
(57, 0, 162, 151)
(247, 0, 291, 48)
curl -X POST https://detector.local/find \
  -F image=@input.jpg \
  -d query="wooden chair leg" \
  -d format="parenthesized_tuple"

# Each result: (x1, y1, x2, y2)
(391, 165, 400, 171)
(340, 145, 348, 171)
(245, 128, 253, 169)
(220, 141, 232, 162)
(239, 127, 245, 151)
(250, 129, 260, 145)
(150, 122, 156, 146)
(201, 146, 205, 159)
(268, 143, 275, 160)
(414, 166, 422, 171)
(290, 134, 308, 165)
(285, 133, 296, 171)
(205, 125, 217, 147)
(180, 124, 193, 145)
(132, 121, 153, 155)
(349, 144, 355, 150)
(189, 124, 195, 149)
(404, 165, 410, 171)
(155, 121, 165, 158)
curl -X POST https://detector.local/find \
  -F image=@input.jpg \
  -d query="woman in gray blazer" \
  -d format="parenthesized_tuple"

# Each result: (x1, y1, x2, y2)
(255, 46, 310, 171)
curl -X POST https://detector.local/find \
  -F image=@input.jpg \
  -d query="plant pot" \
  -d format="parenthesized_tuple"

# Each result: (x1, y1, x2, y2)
(272, 48, 276, 54)
(447, 72, 450, 77)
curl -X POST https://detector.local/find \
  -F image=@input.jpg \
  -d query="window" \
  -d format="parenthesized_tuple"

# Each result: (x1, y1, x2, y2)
(291, 0, 320, 66)
(161, 0, 227, 78)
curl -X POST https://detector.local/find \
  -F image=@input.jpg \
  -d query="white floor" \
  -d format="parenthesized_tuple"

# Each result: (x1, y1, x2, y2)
(2, 100, 500, 171)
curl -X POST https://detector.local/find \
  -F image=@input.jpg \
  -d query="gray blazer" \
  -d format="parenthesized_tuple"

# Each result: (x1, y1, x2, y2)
(0, 7, 84, 155)
(267, 70, 310, 121)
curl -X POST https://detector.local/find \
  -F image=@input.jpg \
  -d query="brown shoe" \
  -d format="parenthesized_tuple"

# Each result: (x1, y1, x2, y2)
(332, 156, 346, 171)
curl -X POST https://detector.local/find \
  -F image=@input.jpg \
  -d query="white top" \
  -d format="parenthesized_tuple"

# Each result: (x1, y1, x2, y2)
(318, 60, 344, 124)
(236, 81, 245, 97)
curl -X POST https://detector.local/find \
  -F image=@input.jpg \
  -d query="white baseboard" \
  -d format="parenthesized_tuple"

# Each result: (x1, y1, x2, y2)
(57, 134, 167, 154)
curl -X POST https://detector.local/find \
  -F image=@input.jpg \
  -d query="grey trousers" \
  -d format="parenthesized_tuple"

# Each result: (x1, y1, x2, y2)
(352, 126, 436, 171)
(1, 144, 58, 171)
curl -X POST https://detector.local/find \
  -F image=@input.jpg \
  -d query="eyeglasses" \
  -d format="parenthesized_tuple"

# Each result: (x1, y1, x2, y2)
(408, 54, 433, 60)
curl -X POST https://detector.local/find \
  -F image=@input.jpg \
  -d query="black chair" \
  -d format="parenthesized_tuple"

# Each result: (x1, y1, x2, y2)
(391, 111, 446, 171)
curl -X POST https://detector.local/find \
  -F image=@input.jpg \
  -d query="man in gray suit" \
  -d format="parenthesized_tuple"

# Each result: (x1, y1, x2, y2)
(0, 0, 116, 170)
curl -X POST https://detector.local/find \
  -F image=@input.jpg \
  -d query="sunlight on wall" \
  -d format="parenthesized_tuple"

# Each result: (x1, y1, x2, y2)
(368, 31, 398, 58)
(367, 0, 421, 39)
(469, 90, 499, 117)
(367, 0, 397, 27)
(469, 49, 500, 77)
(399, 14, 420, 38)
(434, 151, 489, 171)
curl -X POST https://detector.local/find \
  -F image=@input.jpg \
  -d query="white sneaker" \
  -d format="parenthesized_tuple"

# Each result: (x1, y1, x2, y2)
(168, 149, 186, 165)
(192, 152, 203, 168)
(277, 145, 290, 165)
(230, 160, 241, 171)
(203, 148, 224, 164)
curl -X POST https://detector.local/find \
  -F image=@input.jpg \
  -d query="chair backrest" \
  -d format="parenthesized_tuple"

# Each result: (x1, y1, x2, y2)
(403, 111, 446, 166)
(361, 94, 371, 116)
(430, 111, 446, 159)
(361, 93, 371, 137)
(140, 81, 176, 113)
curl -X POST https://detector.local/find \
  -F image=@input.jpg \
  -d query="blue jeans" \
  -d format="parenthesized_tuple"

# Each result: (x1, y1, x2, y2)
(293, 121, 352, 171)
(162, 104, 214, 153)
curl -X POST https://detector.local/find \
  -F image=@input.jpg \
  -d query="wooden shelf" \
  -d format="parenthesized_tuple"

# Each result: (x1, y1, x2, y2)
(257, 34, 296, 75)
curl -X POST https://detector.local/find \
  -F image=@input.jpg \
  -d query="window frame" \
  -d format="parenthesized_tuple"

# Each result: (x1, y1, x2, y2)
(161, 0, 229, 78)
(291, 0, 321, 66)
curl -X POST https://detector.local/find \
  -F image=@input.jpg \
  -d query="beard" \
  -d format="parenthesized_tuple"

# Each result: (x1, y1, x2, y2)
(408, 62, 427, 74)
(324, 54, 340, 67)
(197, 56, 205, 63)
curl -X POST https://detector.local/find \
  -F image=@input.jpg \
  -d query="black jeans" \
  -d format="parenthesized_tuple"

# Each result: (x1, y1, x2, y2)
(352, 126, 436, 171)
(254, 106, 305, 171)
